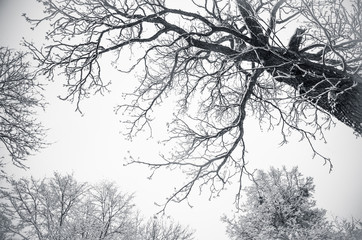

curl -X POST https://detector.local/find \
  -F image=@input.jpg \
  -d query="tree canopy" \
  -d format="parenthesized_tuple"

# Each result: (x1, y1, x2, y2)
(222, 167, 362, 240)
(222, 167, 331, 239)
(0, 173, 195, 240)
(0, 47, 45, 170)
(25, 0, 362, 208)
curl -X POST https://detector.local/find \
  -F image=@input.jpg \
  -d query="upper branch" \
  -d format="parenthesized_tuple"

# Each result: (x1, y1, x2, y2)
(266, 0, 287, 40)
(236, 0, 267, 46)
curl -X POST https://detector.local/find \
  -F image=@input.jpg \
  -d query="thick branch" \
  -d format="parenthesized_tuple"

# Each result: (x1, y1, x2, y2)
(236, 0, 267, 46)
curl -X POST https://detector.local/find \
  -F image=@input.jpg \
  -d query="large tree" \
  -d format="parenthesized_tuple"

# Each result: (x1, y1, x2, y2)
(26, 0, 362, 208)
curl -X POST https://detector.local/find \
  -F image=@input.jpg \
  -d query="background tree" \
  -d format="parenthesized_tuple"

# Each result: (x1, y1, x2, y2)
(74, 181, 137, 240)
(139, 216, 195, 240)
(0, 46, 45, 170)
(0, 173, 194, 240)
(221, 167, 361, 240)
(25, 0, 362, 208)
(331, 217, 362, 240)
(0, 173, 88, 239)
(0, 212, 11, 240)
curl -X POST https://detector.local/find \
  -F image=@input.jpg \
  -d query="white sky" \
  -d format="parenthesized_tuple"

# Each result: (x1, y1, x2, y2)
(1, 1, 362, 239)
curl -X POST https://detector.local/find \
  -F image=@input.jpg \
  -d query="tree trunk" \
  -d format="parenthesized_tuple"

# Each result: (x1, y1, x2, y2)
(234, 0, 362, 136)
(261, 49, 362, 135)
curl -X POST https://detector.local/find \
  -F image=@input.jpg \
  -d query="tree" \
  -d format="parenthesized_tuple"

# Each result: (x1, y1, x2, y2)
(75, 181, 137, 240)
(0, 211, 12, 240)
(332, 217, 362, 240)
(25, 0, 362, 208)
(0, 46, 45, 170)
(139, 216, 195, 240)
(0, 173, 194, 240)
(222, 167, 335, 239)
(0, 173, 88, 239)
(222, 167, 362, 240)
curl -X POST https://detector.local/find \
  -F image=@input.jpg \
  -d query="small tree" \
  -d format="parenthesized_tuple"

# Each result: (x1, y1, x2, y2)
(139, 216, 195, 240)
(222, 167, 335, 239)
(0, 173, 194, 240)
(0, 47, 45, 169)
(332, 217, 362, 240)
(75, 181, 137, 240)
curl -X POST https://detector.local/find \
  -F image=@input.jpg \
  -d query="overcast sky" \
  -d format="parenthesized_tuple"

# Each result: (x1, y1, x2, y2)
(1, 1, 362, 239)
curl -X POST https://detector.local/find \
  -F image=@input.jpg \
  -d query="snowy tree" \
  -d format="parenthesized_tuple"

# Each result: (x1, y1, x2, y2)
(222, 167, 359, 240)
(0, 173, 194, 240)
(0, 47, 45, 170)
(25, 0, 362, 207)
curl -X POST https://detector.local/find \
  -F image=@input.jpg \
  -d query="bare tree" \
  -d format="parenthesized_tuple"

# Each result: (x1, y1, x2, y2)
(25, 0, 362, 208)
(0, 47, 45, 169)
(0, 211, 12, 240)
(80, 181, 137, 240)
(0, 173, 87, 240)
(139, 216, 195, 240)
(0, 174, 194, 240)
(332, 217, 362, 240)
(79, 182, 194, 240)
